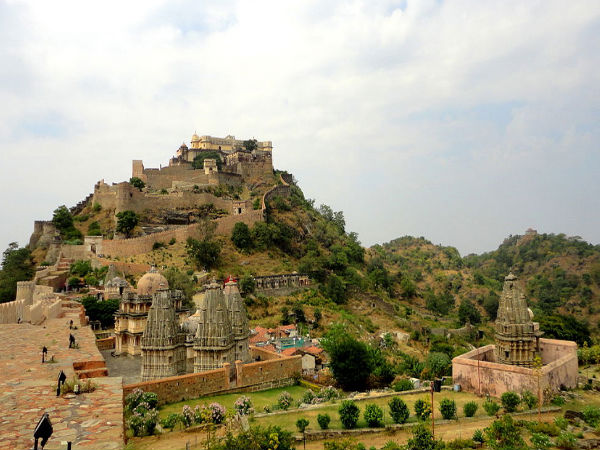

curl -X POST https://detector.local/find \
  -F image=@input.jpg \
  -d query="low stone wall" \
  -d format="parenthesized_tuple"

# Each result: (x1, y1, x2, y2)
(96, 336, 116, 351)
(59, 245, 89, 260)
(452, 339, 578, 398)
(92, 258, 151, 276)
(123, 348, 302, 406)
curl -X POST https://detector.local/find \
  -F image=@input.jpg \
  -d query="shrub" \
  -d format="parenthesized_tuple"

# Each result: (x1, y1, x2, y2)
(551, 395, 566, 406)
(485, 415, 527, 450)
(92, 202, 102, 212)
(446, 438, 476, 449)
(555, 431, 577, 450)
(528, 421, 560, 436)
(554, 416, 568, 430)
(583, 406, 600, 427)
(405, 423, 442, 450)
(483, 399, 501, 416)
(414, 398, 432, 421)
(521, 390, 538, 409)
(181, 405, 194, 428)
(302, 390, 316, 405)
(364, 403, 384, 427)
(125, 389, 158, 412)
(152, 241, 166, 250)
(209, 402, 226, 424)
(501, 391, 521, 413)
(439, 398, 457, 420)
(160, 413, 180, 431)
(531, 432, 552, 450)
(318, 386, 341, 401)
(463, 401, 478, 418)
(278, 391, 293, 410)
(296, 418, 309, 434)
(317, 413, 331, 430)
(233, 396, 254, 416)
(231, 222, 253, 250)
(339, 400, 360, 429)
(388, 397, 410, 424)
(127, 409, 158, 437)
(472, 429, 485, 443)
(393, 378, 414, 392)
(169, 237, 176, 245)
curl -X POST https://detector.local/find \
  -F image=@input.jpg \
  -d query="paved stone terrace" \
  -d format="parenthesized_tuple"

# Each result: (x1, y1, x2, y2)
(0, 303, 124, 450)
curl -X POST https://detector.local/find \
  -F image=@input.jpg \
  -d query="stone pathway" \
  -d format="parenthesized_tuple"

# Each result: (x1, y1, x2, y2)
(0, 304, 123, 449)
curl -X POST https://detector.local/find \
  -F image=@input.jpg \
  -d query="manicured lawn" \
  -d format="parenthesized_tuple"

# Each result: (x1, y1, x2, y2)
(158, 385, 309, 418)
(252, 390, 483, 432)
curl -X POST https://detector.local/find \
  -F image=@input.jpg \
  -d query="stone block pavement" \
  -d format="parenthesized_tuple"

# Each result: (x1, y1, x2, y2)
(0, 303, 123, 449)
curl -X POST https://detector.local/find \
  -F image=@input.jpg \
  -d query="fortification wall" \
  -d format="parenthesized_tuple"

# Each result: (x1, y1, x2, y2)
(96, 336, 116, 351)
(0, 299, 25, 324)
(262, 184, 291, 209)
(92, 258, 151, 275)
(59, 245, 89, 260)
(29, 221, 58, 249)
(100, 209, 264, 258)
(16, 281, 35, 304)
(123, 349, 301, 406)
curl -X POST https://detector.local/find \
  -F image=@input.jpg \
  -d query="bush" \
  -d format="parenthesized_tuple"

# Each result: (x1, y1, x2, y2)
(339, 400, 360, 429)
(296, 418, 309, 433)
(213, 425, 294, 450)
(405, 423, 442, 450)
(388, 397, 410, 424)
(234, 396, 254, 416)
(278, 391, 293, 410)
(317, 413, 331, 429)
(439, 398, 457, 420)
(485, 415, 527, 450)
(555, 431, 577, 450)
(231, 222, 253, 250)
(583, 406, 600, 427)
(425, 352, 451, 379)
(160, 413, 180, 431)
(472, 429, 485, 443)
(364, 403, 384, 427)
(152, 241, 166, 250)
(463, 401, 478, 418)
(392, 378, 414, 392)
(483, 399, 501, 416)
(551, 395, 566, 406)
(125, 389, 158, 412)
(521, 390, 538, 409)
(446, 438, 476, 449)
(414, 399, 432, 421)
(301, 390, 316, 405)
(531, 432, 552, 450)
(501, 391, 521, 413)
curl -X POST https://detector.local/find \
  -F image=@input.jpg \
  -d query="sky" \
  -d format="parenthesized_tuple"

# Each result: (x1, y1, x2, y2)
(0, 0, 599, 257)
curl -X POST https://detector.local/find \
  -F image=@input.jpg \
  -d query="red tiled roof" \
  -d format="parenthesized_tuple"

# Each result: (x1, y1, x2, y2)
(281, 348, 298, 356)
(262, 344, 276, 353)
(303, 346, 324, 355)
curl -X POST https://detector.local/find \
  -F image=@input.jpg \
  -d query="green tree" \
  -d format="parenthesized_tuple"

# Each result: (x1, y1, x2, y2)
(425, 352, 451, 378)
(129, 177, 145, 190)
(458, 299, 481, 325)
(87, 221, 102, 236)
(239, 275, 255, 294)
(484, 414, 527, 450)
(186, 237, 221, 270)
(52, 205, 74, 231)
(322, 323, 373, 390)
(70, 260, 92, 277)
(388, 397, 409, 424)
(116, 210, 139, 237)
(163, 267, 196, 310)
(0, 243, 34, 303)
(338, 400, 360, 429)
(500, 391, 520, 413)
(483, 292, 500, 319)
(364, 404, 384, 427)
(81, 296, 119, 328)
(243, 139, 258, 152)
(231, 222, 252, 250)
(192, 151, 222, 170)
(317, 413, 331, 429)
(405, 423, 443, 450)
(326, 274, 346, 304)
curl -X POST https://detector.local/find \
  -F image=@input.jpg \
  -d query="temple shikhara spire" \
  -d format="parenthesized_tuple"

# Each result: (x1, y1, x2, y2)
(494, 273, 542, 367)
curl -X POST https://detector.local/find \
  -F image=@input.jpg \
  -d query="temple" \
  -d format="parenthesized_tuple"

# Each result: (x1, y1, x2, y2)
(494, 273, 542, 367)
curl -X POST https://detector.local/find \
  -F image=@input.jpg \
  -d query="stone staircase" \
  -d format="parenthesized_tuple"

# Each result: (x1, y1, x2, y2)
(73, 360, 109, 379)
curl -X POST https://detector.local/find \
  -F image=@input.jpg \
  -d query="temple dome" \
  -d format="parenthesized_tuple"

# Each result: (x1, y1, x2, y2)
(191, 133, 200, 142)
(137, 267, 169, 296)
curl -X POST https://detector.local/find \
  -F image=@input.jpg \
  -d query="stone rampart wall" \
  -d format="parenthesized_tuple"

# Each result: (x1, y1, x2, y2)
(0, 299, 25, 324)
(59, 245, 89, 260)
(263, 184, 291, 208)
(100, 209, 263, 258)
(92, 258, 151, 275)
(123, 349, 301, 406)
(452, 339, 578, 398)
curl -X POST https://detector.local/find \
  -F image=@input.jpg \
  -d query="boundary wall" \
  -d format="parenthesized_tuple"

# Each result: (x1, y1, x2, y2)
(452, 338, 578, 398)
(123, 347, 302, 406)
(100, 209, 264, 258)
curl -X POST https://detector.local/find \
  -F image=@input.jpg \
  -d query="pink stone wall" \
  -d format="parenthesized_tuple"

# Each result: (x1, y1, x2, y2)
(452, 339, 578, 398)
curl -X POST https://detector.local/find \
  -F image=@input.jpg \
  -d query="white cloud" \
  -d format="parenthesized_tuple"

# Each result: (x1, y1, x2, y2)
(0, 0, 599, 256)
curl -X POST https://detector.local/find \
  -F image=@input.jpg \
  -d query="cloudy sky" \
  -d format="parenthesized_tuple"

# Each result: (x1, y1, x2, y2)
(0, 0, 598, 256)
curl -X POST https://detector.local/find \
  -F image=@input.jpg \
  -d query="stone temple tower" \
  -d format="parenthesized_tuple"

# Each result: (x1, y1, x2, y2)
(223, 278, 251, 363)
(193, 281, 236, 372)
(140, 290, 186, 381)
(494, 273, 542, 367)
